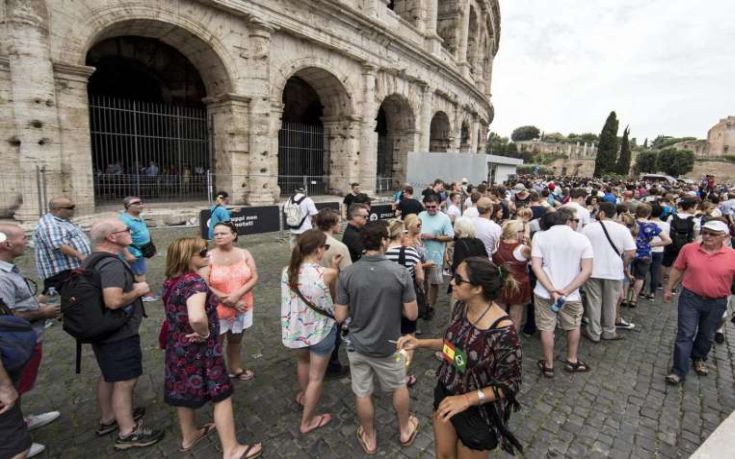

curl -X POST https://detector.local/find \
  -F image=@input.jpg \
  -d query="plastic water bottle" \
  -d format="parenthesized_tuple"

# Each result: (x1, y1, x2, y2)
(550, 296, 566, 313)
(45, 287, 59, 328)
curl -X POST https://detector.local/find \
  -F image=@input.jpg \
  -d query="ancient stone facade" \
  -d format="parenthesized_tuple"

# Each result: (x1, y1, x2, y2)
(515, 139, 598, 159)
(707, 116, 735, 157)
(0, 0, 500, 219)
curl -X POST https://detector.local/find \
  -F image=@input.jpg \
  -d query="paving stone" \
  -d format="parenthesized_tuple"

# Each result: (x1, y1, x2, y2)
(14, 228, 735, 458)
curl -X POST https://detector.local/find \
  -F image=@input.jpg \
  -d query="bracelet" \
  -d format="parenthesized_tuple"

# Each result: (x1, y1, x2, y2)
(477, 389, 486, 404)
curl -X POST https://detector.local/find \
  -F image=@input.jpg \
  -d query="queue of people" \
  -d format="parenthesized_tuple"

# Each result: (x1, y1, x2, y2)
(3, 171, 735, 458)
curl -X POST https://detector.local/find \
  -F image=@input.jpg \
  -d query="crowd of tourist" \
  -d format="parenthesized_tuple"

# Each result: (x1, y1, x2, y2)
(2, 171, 735, 458)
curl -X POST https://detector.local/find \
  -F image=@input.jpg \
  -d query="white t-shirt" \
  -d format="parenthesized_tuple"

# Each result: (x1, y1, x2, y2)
(473, 217, 502, 256)
(651, 220, 670, 254)
(289, 194, 319, 234)
(582, 220, 637, 280)
(532, 225, 594, 301)
(562, 201, 591, 232)
(463, 207, 479, 219)
(447, 204, 462, 222)
(464, 197, 473, 209)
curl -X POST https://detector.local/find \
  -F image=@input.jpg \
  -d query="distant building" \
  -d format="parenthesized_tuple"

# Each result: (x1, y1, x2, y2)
(515, 139, 598, 159)
(672, 139, 708, 156)
(707, 116, 735, 156)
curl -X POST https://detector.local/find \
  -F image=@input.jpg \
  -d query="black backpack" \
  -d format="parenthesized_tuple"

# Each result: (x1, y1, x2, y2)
(60, 252, 134, 373)
(668, 215, 695, 253)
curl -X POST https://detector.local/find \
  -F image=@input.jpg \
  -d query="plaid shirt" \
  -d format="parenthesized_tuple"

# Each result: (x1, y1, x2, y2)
(33, 213, 91, 279)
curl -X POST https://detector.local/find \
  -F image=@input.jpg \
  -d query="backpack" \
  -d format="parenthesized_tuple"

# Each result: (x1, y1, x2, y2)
(0, 299, 36, 373)
(668, 215, 695, 253)
(284, 194, 308, 229)
(60, 252, 135, 373)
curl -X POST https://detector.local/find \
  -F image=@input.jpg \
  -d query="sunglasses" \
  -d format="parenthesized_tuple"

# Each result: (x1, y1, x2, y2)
(59, 205, 76, 210)
(452, 274, 471, 286)
(111, 227, 131, 235)
(425, 205, 438, 209)
(197, 248, 209, 258)
(128, 201, 142, 206)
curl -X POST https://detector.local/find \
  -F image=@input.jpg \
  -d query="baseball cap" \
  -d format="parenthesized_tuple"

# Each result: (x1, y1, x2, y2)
(702, 220, 729, 234)
(513, 183, 526, 191)
(461, 178, 469, 184)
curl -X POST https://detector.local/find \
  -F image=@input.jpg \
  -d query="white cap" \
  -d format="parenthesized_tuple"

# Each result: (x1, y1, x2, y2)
(702, 220, 729, 234)
(461, 177, 468, 183)
(0, 232, 5, 243)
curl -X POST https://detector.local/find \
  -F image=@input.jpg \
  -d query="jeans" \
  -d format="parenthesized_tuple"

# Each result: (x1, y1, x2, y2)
(671, 288, 727, 379)
(649, 252, 663, 294)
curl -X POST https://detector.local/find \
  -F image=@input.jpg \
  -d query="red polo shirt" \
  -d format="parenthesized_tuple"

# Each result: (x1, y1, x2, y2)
(673, 242, 735, 298)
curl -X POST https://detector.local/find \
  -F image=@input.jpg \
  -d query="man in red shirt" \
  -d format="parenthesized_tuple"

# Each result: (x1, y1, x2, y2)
(663, 219, 735, 385)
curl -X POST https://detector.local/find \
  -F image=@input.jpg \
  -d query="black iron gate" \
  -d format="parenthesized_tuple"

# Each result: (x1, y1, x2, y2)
(376, 135, 394, 192)
(278, 122, 329, 195)
(89, 95, 210, 203)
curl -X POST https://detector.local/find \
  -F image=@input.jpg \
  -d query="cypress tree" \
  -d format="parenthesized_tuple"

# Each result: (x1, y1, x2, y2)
(615, 126, 632, 176)
(593, 111, 619, 177)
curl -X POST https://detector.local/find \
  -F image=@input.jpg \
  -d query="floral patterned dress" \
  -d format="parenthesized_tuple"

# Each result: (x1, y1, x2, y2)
(162, 272, 233, 408)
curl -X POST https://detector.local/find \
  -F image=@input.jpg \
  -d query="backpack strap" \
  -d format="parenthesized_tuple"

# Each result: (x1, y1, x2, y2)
(398, 246, 406, 266)
(489, 314, 512, 329)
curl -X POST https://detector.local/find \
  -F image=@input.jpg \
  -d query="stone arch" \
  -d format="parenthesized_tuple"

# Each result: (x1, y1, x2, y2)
(430, 111, 451, 152)
(276, 65, 354, 194)
(375, 94, 416, 190)
(437, 0, 460, 55)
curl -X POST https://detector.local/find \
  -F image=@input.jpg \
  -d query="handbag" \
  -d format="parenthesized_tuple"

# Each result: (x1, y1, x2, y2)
(136, 240, 157, 259)
(293, 288, 335, 320)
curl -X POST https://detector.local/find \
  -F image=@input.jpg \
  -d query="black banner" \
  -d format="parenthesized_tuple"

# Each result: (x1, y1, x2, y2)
(369, 204, 395, 221)
(200, 206, 281, 239)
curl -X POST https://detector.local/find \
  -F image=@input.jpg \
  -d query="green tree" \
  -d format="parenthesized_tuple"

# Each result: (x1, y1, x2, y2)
(486, 132, 510, 155)
(543, 132, 566, 143)
(593, 111, 619, 177)
(657, 148, 695, 177)
(634, 151, 658, 173)
(510, 125, 541, 142)
(614, 126, 632, 175)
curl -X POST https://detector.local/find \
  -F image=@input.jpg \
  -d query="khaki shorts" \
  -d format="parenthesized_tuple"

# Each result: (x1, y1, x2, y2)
(347, 350, 407, 397)
(534, 295, 583, 332)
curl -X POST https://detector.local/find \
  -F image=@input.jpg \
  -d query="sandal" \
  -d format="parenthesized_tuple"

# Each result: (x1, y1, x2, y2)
(179, 423, 216, 452)
(628, 301, 638, 309)
(400, 415, 420, 447)
(694, 360, 709, 376)
(405, 375, 417, 388)
(229, 369, 255, 381)
(537, 359, 554, 378)
(300, 413, 332, 434)
(356, 426, 377, 455)
(238, 443, 263, 459)
(564, 359, 590, 373)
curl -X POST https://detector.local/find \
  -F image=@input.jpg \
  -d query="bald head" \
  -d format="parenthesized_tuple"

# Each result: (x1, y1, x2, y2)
(0, 223, 27, 260)
(49, 196, 76, 219)
(0, 224, 23, 240)
(90, 219, 127, 246)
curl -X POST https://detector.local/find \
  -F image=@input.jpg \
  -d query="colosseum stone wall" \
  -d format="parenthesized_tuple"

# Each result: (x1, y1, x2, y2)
(0, 0, 500, 219)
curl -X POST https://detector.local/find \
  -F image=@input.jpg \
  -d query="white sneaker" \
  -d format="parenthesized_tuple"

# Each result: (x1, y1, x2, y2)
(27, 443, 46, 458)
(616, 319, 636, 330)
(26, 411, 60, 431)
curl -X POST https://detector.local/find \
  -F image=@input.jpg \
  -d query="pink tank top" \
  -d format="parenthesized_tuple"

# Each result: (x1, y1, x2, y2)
(209, 249, 254, 321)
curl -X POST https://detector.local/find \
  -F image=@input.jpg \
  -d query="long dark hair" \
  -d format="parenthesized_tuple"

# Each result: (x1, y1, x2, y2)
(462, 256, 519, 301)
(287, 229, 326, 292)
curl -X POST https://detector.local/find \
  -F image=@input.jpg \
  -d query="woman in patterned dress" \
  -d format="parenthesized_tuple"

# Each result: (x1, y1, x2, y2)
(162, 237, 262, 459)
(397, 257, 523, 457)
(281, 229, 342, 434)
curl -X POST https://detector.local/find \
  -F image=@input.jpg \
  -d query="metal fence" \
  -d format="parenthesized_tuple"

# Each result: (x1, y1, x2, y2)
(278, 122, 329, 195)
(89, 95, 210, 203)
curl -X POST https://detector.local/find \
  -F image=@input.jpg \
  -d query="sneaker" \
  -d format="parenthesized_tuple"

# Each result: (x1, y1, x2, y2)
(616, 319, 636, 330)
(665, 373, 682, 385)
(715, 331, 725, 344)
(114, 422, 165, 450)
(581, 316, 589, 325)
(26, 411, 60, 432)
(693, 359, 709, 376)
(27, 443, 46, 458)
(142, 295, 159, 302)
(96, 407, 146, 436)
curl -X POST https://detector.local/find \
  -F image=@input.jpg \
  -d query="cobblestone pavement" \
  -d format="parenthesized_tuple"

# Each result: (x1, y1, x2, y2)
(15, 228, 735, 458)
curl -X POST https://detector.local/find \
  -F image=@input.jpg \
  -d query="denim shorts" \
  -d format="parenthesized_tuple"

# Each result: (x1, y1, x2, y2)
(129, 257, 147, 276)
(309, 325, 337, 356)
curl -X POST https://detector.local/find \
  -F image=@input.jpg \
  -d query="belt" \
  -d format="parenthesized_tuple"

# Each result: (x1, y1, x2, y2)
(682, 288, 727, 302)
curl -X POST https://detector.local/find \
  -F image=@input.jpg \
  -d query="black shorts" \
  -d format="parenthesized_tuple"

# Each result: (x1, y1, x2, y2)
(631, 258, 652, 280)
(400, 317, 417, 335)
(433, 383, 498, 451)
(662, 249, 679, 267)
(0, 402, 32, 458)
(92, 335, 143, 383)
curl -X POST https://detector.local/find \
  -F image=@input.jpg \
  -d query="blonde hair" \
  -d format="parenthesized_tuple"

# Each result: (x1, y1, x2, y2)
(453, 217, 476, 238)
(387, 219, 406, 240)
(619, 213, 638, 237)
(516, 207, 533, 222)
(404, 214, 420, 233)
(165, 237, 208, 278)
(501, 219, 525, 241)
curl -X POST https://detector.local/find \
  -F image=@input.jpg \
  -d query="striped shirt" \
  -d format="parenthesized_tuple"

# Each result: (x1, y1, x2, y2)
(33, 213, 91, 279)
(385, 246, 421, 277)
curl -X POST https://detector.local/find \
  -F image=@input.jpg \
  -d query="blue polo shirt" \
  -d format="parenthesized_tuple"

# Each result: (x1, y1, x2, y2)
(208, 205, 231, 239)
(119, 212, 150, 258)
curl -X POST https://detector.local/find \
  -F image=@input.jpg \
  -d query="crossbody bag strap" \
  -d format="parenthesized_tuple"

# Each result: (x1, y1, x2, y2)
(398, 246, 406, 265)
(293, 287, 335, 320)
(598, 221, 622, 257)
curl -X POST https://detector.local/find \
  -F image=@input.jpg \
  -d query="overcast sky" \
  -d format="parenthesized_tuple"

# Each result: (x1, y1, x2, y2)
(491, 0, 735, 144)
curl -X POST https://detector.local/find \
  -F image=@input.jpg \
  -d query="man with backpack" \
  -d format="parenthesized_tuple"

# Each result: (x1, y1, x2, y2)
(662, 198, 699, 282)
(0, 225, 61, 457)
(284, 187, 318, 248)
(80, 219, 164, 450)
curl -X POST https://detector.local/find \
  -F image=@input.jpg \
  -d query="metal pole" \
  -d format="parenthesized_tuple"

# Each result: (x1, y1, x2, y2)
(35, 166, 43, 218)
(133, 99, 141, 196)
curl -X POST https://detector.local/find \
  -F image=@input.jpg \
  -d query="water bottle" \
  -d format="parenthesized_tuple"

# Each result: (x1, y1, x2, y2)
(45, 287, 59, 328)
(550, 296, 566, 313)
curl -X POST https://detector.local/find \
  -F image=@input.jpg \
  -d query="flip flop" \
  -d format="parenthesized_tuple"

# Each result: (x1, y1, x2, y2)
(356, 426, 377, 455)
(400, 415, 420, 447)
(300, 413, 332, 434)
(179, 423, 216, 452)
(238, 443, 263, 459)
(229, 369, 255, 381)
